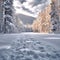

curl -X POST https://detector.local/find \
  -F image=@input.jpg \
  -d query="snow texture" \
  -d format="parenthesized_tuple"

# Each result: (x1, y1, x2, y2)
(0, 33, 60, 60)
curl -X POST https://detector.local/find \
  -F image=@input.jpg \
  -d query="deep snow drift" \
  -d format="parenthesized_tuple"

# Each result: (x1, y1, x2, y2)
(0, 33, 60, 60)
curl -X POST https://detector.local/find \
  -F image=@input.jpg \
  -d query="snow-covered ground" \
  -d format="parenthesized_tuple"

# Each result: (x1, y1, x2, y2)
(0, 33, 60, 60)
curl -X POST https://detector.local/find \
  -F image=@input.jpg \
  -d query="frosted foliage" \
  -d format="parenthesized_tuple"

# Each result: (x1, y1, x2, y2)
(51, 0, 60, 33)
(32, 5, 51, 33)
(3, 0, 15, 33)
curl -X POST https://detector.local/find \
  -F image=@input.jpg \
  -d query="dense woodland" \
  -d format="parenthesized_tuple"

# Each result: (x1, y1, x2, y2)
(0, 0, 60, 33)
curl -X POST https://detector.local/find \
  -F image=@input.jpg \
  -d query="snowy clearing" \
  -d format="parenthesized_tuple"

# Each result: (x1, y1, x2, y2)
(0, 33, 60, 60)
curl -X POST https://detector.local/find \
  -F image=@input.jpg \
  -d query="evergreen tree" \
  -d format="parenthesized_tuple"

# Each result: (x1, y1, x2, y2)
(3, 0, 18, 33)
(51, 0, 60, 33)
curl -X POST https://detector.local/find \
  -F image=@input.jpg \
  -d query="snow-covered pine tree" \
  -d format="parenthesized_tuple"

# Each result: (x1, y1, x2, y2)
(3, 0, 18, 33)
(51, 0, 60, 33)
(0, 0, 3, 33)
(3, 0, 13, 33)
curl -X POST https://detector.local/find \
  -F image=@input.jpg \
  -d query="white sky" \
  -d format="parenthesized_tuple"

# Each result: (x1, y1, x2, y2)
(13, 0, 51, 18)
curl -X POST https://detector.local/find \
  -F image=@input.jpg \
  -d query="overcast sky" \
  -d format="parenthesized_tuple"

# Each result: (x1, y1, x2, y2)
(13, 0, 51, 18)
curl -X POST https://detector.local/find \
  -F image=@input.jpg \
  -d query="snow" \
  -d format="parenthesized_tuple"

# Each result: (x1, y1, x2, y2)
(0, 45, 11, 49)
(0, 33, 60, 60)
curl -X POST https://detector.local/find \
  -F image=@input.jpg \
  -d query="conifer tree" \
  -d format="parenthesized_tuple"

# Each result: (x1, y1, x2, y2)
(51, 0, 60, 33)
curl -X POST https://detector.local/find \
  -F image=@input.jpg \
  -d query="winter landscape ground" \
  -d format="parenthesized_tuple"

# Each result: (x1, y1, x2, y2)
(0, 33, 60, 60)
